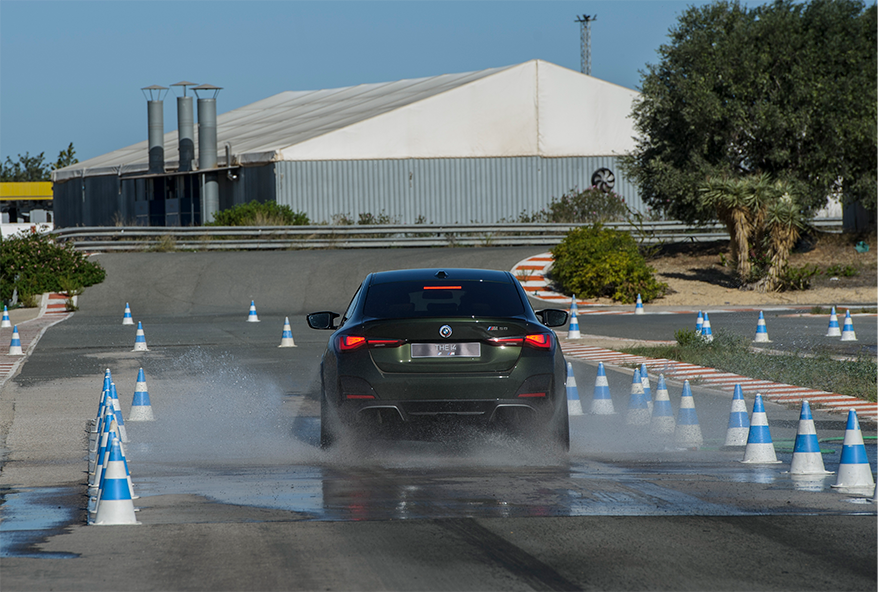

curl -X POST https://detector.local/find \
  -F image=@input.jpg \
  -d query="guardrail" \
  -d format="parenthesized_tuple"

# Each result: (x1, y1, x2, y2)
(51, 219, 844, 251)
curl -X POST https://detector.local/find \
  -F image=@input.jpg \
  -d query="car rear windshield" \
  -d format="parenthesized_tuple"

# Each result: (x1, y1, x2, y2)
(362, 280, 527, 319)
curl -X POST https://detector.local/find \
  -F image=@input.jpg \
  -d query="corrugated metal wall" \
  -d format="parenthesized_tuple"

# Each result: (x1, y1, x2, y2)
(274, 156, 642, 224)
(54, 175, 137, 227)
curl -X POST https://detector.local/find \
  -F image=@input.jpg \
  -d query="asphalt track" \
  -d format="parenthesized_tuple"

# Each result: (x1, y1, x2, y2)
(1, 248, 876, 591)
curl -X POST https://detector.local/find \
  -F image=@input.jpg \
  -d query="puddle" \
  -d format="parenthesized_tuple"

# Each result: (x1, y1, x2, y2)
(0, 487, 79, 558)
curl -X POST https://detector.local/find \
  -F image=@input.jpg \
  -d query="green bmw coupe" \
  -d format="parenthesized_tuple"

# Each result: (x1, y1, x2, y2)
(307, 268, 570, 450)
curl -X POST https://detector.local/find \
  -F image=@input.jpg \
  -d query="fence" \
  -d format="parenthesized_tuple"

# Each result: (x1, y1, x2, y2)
(50, 219, 844, 252)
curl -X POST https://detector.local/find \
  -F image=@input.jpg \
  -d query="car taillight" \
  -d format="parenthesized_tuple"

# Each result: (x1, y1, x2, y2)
(339, 335, 367, 351)
(524, 333, 552, 349)
(338, 336, 404, 351)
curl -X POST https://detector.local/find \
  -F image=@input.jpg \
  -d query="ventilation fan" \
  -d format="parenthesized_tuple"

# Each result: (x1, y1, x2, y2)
(591, 168, 615, 193)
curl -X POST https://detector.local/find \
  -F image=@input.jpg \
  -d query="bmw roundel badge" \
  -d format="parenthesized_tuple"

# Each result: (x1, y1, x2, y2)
(439, 325, 453, 338)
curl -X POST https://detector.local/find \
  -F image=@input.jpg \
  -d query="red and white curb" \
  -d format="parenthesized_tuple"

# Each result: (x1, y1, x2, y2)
(0, 294, 72, 391)
(560, 339, 877, 422)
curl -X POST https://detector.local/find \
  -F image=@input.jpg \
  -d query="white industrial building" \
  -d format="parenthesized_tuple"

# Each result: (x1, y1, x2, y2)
(53, 59, 642, 227)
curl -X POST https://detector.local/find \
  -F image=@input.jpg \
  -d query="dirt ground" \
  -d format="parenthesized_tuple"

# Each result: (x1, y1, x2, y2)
(645, 232, 877, 307)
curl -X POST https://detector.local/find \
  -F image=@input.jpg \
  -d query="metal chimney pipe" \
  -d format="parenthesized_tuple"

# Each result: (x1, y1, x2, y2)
(193, 84, 222, 224)
(171, 81, 198, 172)
(141, 85, 168, 175)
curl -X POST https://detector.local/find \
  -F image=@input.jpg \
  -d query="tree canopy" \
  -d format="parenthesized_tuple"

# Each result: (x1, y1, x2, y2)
(1, 142, 78, 182)
(621, 0, 877, 223)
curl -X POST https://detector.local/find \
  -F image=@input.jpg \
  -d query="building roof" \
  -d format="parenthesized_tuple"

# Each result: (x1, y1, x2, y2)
(54, 60, 639, 182)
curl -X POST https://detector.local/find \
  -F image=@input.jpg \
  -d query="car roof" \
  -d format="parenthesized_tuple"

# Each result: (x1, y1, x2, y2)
(368, 268, 513, 285)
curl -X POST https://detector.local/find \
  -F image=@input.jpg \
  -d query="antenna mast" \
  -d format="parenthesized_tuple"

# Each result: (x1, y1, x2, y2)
(575, 14, 597, 75)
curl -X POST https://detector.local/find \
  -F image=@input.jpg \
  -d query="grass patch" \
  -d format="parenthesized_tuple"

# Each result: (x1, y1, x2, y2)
(621, 329, 877, 402)
(809, 306, 877, 315)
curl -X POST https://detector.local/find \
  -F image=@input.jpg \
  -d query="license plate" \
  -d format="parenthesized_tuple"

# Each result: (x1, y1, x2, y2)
(411, 342, 481, 358)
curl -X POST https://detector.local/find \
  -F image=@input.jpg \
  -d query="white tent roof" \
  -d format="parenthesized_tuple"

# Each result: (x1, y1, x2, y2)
(54, 60, 638, 182)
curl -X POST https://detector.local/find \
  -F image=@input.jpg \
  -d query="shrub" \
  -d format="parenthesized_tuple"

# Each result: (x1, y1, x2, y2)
(545, 187, 628, 223)
(207, 201, 309, 226)
(550, 225, 668, 304)
(0, 229, 106, 304)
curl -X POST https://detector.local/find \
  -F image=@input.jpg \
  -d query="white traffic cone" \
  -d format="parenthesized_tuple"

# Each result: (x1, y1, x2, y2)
(128, 367, 155, 421)
(826, 306, 841, 337)
(278, 317, 297, 348)
(570, 295, 579, 316)
(132, 322, 149, 352)
(701, 313, 713, 343)
(1, 305, 11, 328)
(247, 300, 260, 323)
(122, 303, 134, 325)
(650, 375, 674, 436)
(753, 311, 770, 343)
(566, 310, 581, 339)
(695, 311, 703, 335)
(92, 437, 139, 525)
(674, 380, 703, 448)
(566, 362, 584, 416)
(590, 362, 615, 415)
(626, 369, 650, 425)
(741, 394, 781, 464)
(724, 384, 750, 447)
(640, 363, 653, 413)
(831, 410, 875, 490)
(635, 294, 644, 315)
(789, 401, 831, 475)
(840, 310, 857, 341)
(8, 325, 23, 355)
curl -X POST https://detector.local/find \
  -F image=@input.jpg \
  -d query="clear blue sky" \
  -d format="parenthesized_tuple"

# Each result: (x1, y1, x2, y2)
(1, 0, 765, 164)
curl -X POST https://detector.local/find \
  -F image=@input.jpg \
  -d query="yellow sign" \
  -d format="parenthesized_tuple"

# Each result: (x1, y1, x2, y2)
(0, 182, 53, 200)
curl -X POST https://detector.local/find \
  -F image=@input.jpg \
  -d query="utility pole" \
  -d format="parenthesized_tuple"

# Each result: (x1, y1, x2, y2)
(575, 14, 597, 76)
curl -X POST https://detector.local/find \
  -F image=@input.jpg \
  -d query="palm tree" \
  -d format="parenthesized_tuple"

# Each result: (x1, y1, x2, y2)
(760, 184, 806, 292)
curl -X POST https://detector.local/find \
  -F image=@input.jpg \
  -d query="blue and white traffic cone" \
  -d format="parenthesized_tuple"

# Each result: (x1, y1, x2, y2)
(1, 305, 11, 328)
(789, 401, 831, 475)
(650, 375, 675, 436)
(128, 368, 155, 421)
(674, 380, 703, 448)
(831, 410, 875, 490)
(8, 325, 23, 355)
(279, 317, 297, 348)
(695, 311, 703, 335)
(753, 311, 770, 343)
(640, 363, 653, 413)
(826, 306, 841, 337)
(91, 437, 139, 525)
(247, 300, 260, 323)
(566, 362, 584, 416)
(635, 294, 644, 315)
(741, 394, 781, 463)
(724, 384, 750, 447)
(701, 313, 713, 343)
(566, 310, 581, 340)
(109, 382, 128, 443)
(840, 310, 857, 341)
(626, 369, 650, 425)
(570, 295, 579, 316)
(590, 362, 615, 415)
(132, 322, 149, 352)
(122, 303, 134, 325)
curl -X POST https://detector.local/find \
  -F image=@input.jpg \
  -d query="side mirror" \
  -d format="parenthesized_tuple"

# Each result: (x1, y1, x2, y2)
(536, 309, 569, 328)
(307, 311, 340, 330)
